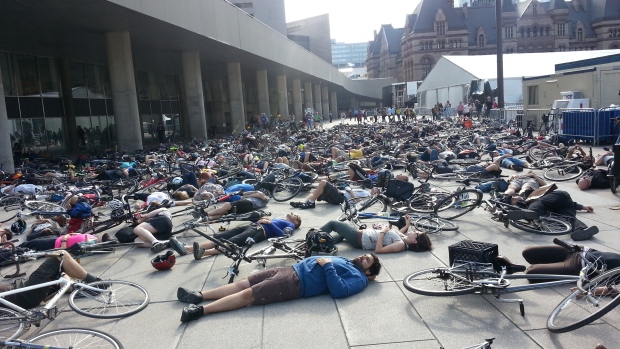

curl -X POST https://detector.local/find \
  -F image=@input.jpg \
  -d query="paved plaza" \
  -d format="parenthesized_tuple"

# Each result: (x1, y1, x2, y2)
(1, 120, 619, 349)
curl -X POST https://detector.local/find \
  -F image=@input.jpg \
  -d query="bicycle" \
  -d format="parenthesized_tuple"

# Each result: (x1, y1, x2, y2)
(542, 148, 594, 181)
(1, 328, 123, 348)
(607, 117, 620, 194)
(0, 252, 149, 341)
(403, 239, 603, 317)
(432, 189, 573, 235)
(245, 236, 308, 267)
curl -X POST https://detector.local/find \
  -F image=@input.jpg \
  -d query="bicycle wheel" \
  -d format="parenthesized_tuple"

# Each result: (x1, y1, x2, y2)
(414, 216, 459, 232)
(403, 268, 478, 296)
(26, 328, 123, 349)
(0, 196, 24, 213)
(547, 268, 620, 333)
(69, 280, 149, 319)
(544, 164, 583, 181)
(23, 201, 65, 213)
(611, 175, 617, 194)
(408, 192, 452, 213)
(271, 177, 303, 202)
(356, 195, 387, 213)
(433, 189, 482, 220)
(509, 216, 572, 235)
(0, 307, 28, 340)
(528, 145, 556, 161)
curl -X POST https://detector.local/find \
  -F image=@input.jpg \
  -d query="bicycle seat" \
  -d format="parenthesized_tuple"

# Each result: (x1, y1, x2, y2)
(388, 216, 406, 229)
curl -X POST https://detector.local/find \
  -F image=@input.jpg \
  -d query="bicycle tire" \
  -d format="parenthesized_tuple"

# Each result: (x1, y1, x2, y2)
(528, 145, 555, 161)
(544, 164, 583, 181)
(90, 219, 122, 235)
(0, 307, 28, 341)
(26, 328, 123, 349)
(69, 280, 149, 319)
(414, 216, 459, 232)
(356, 195, 387, 214)
(408, 192, 452, 213)
(271, 177, 303, 202)
(547, 267, 620, 333)
(433, 189, 482, 220)
(0, 196, 24, 213)
(509, 216, 572, 235)
(171, 217, 203, 235)
(403, 268, 478, 296)
(611, 175, 617, 194)
(23, 201, 65, 213)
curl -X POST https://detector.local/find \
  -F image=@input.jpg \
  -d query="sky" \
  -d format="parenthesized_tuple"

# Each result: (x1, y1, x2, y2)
(284, 0, 422, 43)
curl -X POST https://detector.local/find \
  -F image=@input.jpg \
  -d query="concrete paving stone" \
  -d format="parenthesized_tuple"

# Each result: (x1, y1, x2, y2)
(527, 323, 620, 349)
(262, 296, 350, 349)
(352, 340, 440, 349)
(338, 281, 434, 347)
(178, 303, 264, 349)
(113, 301, 186, 349)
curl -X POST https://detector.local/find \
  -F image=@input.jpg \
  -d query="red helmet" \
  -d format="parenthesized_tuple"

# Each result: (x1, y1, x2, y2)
(151, 251, 176, 271)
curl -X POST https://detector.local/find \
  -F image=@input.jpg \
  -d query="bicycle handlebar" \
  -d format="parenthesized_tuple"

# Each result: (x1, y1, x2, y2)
(553, 238, 581, 252)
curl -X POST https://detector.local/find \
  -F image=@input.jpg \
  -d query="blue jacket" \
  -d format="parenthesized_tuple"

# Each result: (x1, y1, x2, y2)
(292, 257, 368, 299)
(261, 219, 294, 238)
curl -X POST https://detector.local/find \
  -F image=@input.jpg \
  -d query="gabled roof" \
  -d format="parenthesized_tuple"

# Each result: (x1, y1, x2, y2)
(502, 0, 517, 12)
(410, 0, 467, 33)
(567, 5, 596, 38)
(546, 0, 568, 11)
(385, 26, 405, 54)
(516, 0, 532, 19)
(404, 13, 418, 35)
(590, 0, 620, 22)
(462, 6, 497, 45)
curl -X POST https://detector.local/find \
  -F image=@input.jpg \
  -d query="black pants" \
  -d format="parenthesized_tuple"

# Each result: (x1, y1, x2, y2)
(214, 224, 265, 246)
(527, 191, 587, 231)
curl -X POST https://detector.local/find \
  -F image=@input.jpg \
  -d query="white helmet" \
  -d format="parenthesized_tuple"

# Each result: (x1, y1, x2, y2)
(172, 177, 183, 185)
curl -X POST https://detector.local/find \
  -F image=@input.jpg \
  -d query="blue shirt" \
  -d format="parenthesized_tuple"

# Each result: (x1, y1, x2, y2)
(225, 184, 255, 201)
(261, 219, 294, 238)
(292, 257, 369, 299)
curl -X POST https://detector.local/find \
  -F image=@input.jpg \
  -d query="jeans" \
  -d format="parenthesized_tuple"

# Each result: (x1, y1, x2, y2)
(419, 149, 439, 162)
(182, 172, 199, 188)
(320, 221, 362, 249)
(500, 157, 527, 168)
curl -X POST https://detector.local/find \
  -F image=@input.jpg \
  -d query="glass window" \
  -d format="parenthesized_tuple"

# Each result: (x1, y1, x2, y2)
(38, 57, 61, 98)
(577, 28, 583, 41)
(0, 52, 18, 96)
(158, 75, 169, 101)
(16, 55, 40, 97)
(69, 62, 87, 98)
(167, 75, 178, 101)
(147, 72, 159, 101)
(136, 71, 149, 100)
(478, 34, 485, 48)
(101, 66, 111, 99)
(85, 64, 105, 99)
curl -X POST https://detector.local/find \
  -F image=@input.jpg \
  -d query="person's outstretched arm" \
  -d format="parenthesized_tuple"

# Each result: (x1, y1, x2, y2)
(317, 258, 368, 298)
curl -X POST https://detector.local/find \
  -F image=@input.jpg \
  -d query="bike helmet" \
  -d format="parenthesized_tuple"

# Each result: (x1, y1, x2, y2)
(11, 219, 27, 235)
(172, 177, 183, 186)
(151, 251, 176, 271)
(108, 199, 124, 211)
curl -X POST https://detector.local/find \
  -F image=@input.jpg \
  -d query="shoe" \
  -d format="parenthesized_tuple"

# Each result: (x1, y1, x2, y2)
(506, 209, 539, 221)
(493, 255, 526, 274)
(169, 237, 188, 256)
(512, 165, 524, 172)
(296, 201, 315, 209)
(525, 156, 533, 163)
(290, 201, 305, 208)
(177, 287, 203, 304)
(193, 241, 205, 261)
(571, 226, 599, 241)
(75, 278, 110, 297)
(180, 304, 203, 323)
(150, 241, 169, 253)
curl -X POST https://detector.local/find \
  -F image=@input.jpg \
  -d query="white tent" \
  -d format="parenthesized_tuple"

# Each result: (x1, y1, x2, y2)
(418, 50, 620, 107)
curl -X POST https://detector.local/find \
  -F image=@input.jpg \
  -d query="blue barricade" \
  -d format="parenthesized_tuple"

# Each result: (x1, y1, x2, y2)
(561, 109, 596, 142)
(596, 108, 620, 145)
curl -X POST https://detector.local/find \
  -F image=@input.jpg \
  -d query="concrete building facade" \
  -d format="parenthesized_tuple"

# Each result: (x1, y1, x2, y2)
(0, 0, 394, 172)
(286, 14, 333, 64)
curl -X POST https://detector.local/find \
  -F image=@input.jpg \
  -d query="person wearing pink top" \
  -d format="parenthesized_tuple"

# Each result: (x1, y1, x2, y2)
(54, 233, 99, 249)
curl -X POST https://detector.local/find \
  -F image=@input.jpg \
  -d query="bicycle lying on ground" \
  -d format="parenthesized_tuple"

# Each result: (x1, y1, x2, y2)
(1, 328, 123, 348)
(0, 252, 149, 341)
(404, 238, 619, 333)
(432, 188, 573, 235)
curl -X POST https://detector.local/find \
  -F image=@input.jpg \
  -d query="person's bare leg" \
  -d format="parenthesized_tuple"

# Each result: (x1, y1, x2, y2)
(306, 181, 326, 201)
(199, 279, 251, 300)
(56, 253, 87, 279)
(201, 288, 255, 315)
(207, 202, 232, 220)
(504, 186, 518, 196)
(185, 240, 216, 253)
(133, 223, 162, 248)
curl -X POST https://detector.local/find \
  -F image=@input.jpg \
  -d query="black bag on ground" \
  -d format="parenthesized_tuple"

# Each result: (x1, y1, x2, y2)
(115, 226, 137, 243)
(304, 229, 337, 257)
(19, 238, 57, 252)
(384, 179, 414, 202)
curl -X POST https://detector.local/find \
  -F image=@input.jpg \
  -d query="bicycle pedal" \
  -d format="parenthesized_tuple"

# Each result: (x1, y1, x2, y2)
(219, 226, 226, 231)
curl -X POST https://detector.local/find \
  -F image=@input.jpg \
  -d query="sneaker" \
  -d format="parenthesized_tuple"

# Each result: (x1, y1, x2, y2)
(150, 241, 169, 253)
(290, 201, 304, 208)
(506, 209, 539, 221)
(169, 237, 188, 256)
(571, 226, 599, 241)
(193, 242, 205, 260)
(298, 201, 315, 209)
(75, 278, 111, 298)
(180, 304, 203, 323)
(493, 255, 526, 274)
(177, 287, 203, 304)
(525, 156, 533, 163)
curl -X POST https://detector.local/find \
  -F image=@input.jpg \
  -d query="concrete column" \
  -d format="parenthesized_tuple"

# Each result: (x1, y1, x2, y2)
(256, 69, 270, 115)
(313, 84, 322, 116)
(59, 59, 77, 152)
(330, 91, 338, 119)
(181, 51, 207, 140)
(276, 75, 289, 117)
(304, 81, 313, 111)
(292, 79, 302, 120)
(227, 62, 245, 134)
(106, 32, 142, 151)
(0, 67, 14, 172)
(210, 79, 226, 133)
(322, 86, 329, 119)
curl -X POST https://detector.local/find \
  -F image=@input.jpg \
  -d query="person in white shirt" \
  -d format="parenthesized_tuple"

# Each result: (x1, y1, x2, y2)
(0, 183, 43, 196)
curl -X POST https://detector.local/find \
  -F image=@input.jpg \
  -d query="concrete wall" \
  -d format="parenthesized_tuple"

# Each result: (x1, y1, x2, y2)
(523, 72, 596, 110)
(286, 14, 332, 64)
(109, 0, 391, 99)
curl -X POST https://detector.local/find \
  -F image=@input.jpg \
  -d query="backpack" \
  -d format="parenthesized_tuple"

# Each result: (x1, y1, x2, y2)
(304, 229, 337, 257)
(376, 169, 394, 189)
(348, 163, 368, 181)
(384, 179, 414, 202)
(67, 202, 93, 219)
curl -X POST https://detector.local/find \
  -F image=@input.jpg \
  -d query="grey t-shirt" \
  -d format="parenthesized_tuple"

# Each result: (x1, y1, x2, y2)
(361, 229, 403, 250)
